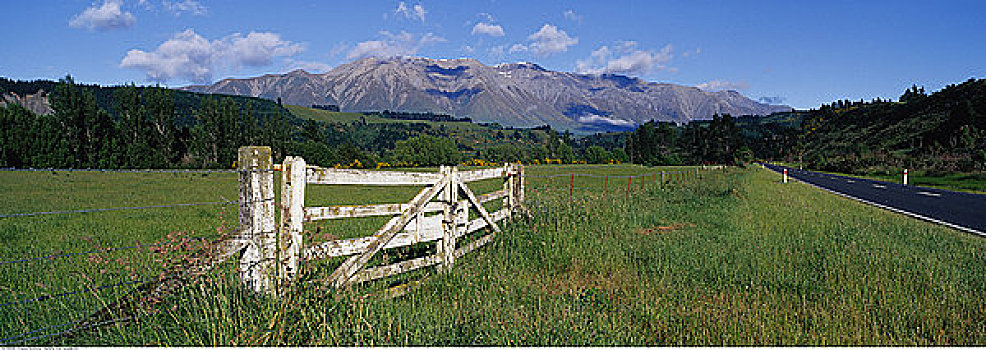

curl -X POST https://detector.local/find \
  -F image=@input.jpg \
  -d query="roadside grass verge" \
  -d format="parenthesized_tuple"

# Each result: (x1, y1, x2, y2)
(766, 162, 986, 193)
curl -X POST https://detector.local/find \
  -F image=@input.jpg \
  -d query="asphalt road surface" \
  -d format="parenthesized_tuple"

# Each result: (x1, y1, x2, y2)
(762, 164, 986, 236)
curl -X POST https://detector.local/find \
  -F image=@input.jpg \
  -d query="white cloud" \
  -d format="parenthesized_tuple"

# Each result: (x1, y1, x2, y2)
(346, 31, 446, 60)
(563, 10, 583, 23)
(472, 22, 504, 37)
(758, 96, 785, 104)
(69, 0, 136, 31)
(576, 41, 673, 76)
(285, 59, 333, 73)
(578, 114, 635, 127)
(395, 2, 426, 22)
(163, 0, 207, 16)
(508, 43, 527, 54)
(221, 32, 305, 66)
(696, 79, 749, 91)
(523, 24, 578, 57)
(681, 47, 701, 58)
(119, 29, 305, 83)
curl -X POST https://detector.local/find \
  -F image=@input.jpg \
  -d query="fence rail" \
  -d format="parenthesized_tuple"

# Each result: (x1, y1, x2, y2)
(0, 146, 727, 345)
(235, 148, 526, 294)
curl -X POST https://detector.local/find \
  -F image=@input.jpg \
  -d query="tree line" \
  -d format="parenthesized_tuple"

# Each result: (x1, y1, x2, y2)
(0, 76, 293, 169)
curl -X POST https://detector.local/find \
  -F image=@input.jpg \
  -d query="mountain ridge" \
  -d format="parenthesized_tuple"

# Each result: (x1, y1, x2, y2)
(181, 56, 791, 131)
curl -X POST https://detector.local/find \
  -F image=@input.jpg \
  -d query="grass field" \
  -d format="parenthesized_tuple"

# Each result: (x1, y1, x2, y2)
(2, 164, 984, 345)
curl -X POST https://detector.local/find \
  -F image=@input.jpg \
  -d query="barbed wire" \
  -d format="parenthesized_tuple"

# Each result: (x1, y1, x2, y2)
(0, 236, 210, 266)
(0, 317, 132, 346)
(527, 171, 690, 179)
(0, 277, 147, 309)
(0, 201, 237, 219)
(0, 167, 285, 174)
(0, 320, 77, 345)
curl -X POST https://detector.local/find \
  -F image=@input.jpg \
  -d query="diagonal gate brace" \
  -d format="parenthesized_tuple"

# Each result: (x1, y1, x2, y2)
(325, 174, 451, 288)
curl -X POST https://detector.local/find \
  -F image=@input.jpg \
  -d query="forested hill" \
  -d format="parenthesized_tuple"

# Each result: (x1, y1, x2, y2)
(0, 77, 291, 126)
(0, 76, 610, 170)
(796, 78, 986, 174)
(591, 78, 985, 174)
(0, 76, 296, 169)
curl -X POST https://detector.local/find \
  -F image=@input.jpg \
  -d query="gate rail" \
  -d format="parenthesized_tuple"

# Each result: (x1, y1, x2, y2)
(237, 146, 525, 294)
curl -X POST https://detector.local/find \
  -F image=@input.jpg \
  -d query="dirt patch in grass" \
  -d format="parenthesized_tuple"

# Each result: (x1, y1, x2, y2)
(636, 223, 694, 235)
(535, 258, 636, 297)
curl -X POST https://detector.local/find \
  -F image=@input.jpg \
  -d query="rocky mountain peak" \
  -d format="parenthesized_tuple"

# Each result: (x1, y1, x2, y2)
(182, 56, 791, 132)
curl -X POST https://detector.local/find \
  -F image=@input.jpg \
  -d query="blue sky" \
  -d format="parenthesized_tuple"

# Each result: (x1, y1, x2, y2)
(1, 0, 984, 109)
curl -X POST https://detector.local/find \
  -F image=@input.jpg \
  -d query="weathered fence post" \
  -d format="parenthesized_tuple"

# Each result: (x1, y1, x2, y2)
(510, 163, 524, 214)
(516, 164, 525, 211)
(661, 171, 665, 185)
(503, 164, 513, 215)
(438, 166, 458, 272)
(626, 176, 631, 198)
(238, 146, 277, 295)
(279, 156, 306, 290)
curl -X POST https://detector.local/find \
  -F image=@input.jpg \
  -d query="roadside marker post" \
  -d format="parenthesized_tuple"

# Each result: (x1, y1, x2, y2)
(570, 174, 574, 199)
(783, 169, 788, 183)
(626, 177, 631, 198)
(904, 169, 909, 186)
(603, 176, 609, 196)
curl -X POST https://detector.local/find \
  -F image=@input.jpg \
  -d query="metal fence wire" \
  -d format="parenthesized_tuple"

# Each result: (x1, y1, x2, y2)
(0, 165, 723, 345)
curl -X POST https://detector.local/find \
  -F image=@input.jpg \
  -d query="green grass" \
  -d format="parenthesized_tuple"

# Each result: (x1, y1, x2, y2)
(769, 162, 986, 194)
(2, 164, 985, 345)
(846, 171, 986, 194)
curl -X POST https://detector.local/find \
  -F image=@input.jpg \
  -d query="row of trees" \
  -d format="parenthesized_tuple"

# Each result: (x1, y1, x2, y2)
(0, 76, 293, 169)
(621, 115, 751, 166)
(4, 76, 788, 170)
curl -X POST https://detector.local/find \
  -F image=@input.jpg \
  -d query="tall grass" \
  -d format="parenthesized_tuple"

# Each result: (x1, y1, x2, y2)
(3, 165, 985, 345)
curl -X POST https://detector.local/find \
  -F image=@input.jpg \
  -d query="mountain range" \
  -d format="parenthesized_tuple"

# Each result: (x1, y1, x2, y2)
(182, 56, 791, 131)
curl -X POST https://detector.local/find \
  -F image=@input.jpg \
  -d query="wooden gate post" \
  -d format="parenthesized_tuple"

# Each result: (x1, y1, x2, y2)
(238, 146, 277, 295)
(279, 156, 306, 289)
(516, 164, 524, 211)
(438, 166, 458, 272)
(504, 164, 517, 215)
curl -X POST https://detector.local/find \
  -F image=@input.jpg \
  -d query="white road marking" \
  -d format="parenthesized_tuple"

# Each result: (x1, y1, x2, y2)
(847, 180, 855, 183)
(918, 191, 941, 197)
(873, 184, 886, 189)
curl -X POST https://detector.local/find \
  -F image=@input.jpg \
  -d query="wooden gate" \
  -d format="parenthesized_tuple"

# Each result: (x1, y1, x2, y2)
(238, 147, 525, 294)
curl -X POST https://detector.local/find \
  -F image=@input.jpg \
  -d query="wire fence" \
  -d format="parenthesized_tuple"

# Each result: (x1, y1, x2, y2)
(0, 201, 236, 219)
(0, 236, 209, 266)
(0, 278, 148, 309)
(0, 167, 274, 173)
(1, 317, 133, 346)
(0, 167, 246, 345)
(0, 164, 725, 345)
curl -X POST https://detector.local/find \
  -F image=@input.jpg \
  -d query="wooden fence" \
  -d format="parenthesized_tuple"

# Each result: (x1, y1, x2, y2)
(237, 146, 525, 295)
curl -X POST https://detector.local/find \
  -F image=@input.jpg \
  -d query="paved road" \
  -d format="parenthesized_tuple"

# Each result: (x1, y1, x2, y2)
(761, 164, 986, 236)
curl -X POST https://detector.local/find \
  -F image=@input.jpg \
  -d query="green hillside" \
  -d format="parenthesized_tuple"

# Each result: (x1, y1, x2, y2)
(797, 78, 986, 174)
